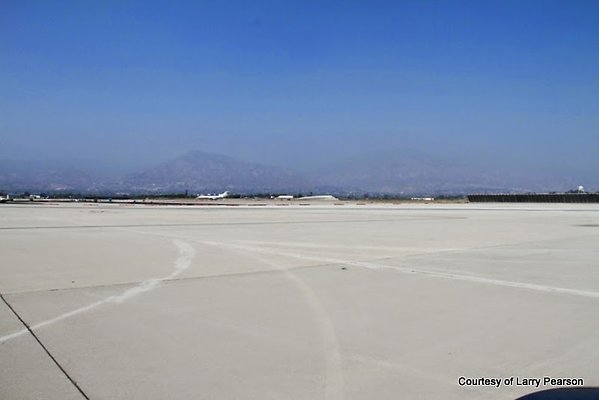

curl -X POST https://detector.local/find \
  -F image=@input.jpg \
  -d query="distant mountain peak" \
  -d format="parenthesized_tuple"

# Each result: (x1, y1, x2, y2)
(126, 150, 309, 193)
(1, 149, 595, 194)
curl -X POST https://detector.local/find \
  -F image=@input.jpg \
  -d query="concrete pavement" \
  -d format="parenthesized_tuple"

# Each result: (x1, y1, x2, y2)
(1, 202, 598, 399)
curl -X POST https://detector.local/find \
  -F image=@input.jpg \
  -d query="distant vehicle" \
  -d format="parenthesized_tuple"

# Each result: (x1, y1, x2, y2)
(0, 194, 11, 203)
(275, 195, 294, 200)
(196, 191, 230, 200)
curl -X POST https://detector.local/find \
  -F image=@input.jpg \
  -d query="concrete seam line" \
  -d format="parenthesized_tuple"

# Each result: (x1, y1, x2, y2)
(6, 261, 341, 297)
(0, 218, 397, 230)
(0, 293, 90, 400)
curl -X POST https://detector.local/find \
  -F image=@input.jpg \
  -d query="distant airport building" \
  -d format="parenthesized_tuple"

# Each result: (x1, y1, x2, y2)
(297, 195, 339, 201)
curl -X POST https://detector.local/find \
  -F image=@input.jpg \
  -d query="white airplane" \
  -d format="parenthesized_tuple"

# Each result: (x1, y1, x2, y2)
(0, 194, 10, 203)
(196, 191, 230, 200)
(275, 195, 294, 200)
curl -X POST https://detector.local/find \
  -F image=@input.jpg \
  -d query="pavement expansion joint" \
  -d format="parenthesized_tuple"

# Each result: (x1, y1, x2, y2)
(0, 293, 91, 400)
(3, 260, 366, 297)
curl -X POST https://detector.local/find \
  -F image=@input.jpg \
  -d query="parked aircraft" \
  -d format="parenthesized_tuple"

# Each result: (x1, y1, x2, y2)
(196, 191, 230, 200)
(0, 194, 10, 203)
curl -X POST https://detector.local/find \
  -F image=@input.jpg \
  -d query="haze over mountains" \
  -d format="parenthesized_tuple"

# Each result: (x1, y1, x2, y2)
(125, 151, 309, 194)
(0, 149, 594, 195)
(4, 2, 598, 199)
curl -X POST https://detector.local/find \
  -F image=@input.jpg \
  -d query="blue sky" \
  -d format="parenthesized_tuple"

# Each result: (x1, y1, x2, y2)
(1, 0, 598, 173)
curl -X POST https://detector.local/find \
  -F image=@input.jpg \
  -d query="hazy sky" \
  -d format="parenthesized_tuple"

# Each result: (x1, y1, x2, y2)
(1, 0, 598, 172)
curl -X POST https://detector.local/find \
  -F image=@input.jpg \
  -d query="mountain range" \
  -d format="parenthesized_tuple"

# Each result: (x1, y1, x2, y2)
(0, 150, 595, 195)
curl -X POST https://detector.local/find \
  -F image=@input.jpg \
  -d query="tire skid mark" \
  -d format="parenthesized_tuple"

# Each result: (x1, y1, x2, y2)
(0, 239, 195, 344)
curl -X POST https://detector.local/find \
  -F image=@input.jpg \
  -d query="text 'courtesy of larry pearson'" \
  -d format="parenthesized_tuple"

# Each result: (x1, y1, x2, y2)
(458, 376, 584, 389)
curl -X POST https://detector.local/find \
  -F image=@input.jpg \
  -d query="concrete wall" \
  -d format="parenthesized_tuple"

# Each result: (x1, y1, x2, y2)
(467, 193, 599, 203)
